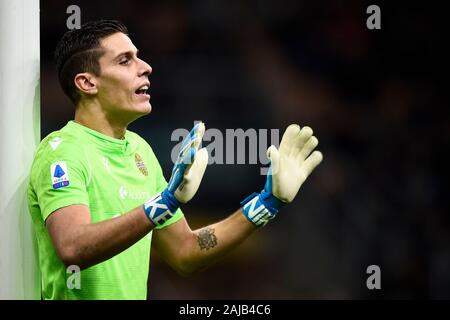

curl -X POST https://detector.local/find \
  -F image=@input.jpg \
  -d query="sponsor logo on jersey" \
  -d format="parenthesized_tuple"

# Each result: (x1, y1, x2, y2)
(119, 186, 129, 199)
(119, 185, 150, 200)
(135, 153, 148, 176)
(51, 161, 70, 189)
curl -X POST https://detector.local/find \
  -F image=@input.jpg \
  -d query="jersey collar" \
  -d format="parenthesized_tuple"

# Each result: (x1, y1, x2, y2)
(67, 120, 130, 153)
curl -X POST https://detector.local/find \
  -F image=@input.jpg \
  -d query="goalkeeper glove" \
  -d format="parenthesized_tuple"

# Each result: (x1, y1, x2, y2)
(144, 122, 208, 226)
(241, 124, 323, 227)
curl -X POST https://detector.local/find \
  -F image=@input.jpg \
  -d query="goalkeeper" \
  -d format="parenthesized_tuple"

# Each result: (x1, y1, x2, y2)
(28, 20, 323, 300)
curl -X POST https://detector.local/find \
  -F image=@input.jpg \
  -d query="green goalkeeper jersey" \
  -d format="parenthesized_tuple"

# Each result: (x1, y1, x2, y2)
(27, 120, 183, 300)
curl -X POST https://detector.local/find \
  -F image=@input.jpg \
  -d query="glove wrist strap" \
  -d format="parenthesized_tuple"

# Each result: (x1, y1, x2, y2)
(143, 189, 180, 226)
(241, 191, 284, 228)
(259, 190, 285, 213)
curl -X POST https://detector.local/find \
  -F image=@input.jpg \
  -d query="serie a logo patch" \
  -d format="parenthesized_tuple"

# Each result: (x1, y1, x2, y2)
(51, 161, 70, 189)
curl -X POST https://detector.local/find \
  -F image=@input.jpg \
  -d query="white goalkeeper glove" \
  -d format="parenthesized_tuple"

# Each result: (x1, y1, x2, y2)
(241, 124, 323, 227)
(144, 122, 208, 226)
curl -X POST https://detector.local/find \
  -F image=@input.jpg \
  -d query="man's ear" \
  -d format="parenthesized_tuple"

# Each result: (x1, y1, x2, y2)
(74, 73, 98, 96)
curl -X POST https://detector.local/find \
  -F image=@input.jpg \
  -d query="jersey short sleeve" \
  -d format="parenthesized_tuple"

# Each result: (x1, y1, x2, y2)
(30, 136, 90, 221)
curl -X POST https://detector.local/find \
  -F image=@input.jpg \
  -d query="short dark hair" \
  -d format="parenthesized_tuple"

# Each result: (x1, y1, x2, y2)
(54, 20, 128, 104)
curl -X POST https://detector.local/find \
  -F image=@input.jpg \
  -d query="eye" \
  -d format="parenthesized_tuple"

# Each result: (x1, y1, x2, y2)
(119, 58, 131, 65)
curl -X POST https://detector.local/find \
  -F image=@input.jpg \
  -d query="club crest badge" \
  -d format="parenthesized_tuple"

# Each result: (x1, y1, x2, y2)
(51, 161, 70, 189)
(135, 153, 148, 176)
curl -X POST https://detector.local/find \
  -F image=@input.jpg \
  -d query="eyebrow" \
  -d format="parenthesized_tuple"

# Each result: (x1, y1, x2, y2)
(113, 49, 139, 61)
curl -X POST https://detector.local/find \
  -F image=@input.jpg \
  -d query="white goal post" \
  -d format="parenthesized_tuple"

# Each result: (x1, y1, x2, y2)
(0, 0, 41, 299)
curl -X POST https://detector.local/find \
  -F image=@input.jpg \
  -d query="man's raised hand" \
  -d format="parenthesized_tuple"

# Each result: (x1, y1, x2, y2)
(266, 124, 323, 203)
(241, 124, 323, 228)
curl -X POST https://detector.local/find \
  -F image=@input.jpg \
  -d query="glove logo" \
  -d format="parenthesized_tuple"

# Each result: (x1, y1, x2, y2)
(135, 153, 148, 176)
(143, 193, 173, 226)
(243, 196, 266, 220)
(242, 195, 273, 227)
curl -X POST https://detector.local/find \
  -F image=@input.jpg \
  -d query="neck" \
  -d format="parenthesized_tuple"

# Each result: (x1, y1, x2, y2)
(74, 99, 127, 139)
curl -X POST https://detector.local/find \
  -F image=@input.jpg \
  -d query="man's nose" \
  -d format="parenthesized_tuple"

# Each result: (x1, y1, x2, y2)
(139, 59, 152, 77)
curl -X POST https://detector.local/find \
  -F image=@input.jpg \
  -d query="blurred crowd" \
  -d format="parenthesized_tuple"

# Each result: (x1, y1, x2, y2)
(40, 0, 448, 298)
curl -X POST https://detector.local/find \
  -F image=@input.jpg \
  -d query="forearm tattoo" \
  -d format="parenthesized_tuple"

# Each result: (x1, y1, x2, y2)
(197, 227, 218, 250)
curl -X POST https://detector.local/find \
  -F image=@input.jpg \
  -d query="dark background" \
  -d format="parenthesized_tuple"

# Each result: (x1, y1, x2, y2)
(40, 0, 449, 299)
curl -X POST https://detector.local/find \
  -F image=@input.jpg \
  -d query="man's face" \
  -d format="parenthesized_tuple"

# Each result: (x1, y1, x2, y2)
(94, 32, 152, 122)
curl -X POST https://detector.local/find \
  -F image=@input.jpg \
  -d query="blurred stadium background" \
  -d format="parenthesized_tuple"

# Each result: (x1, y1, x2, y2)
(40, 0, 448, 299)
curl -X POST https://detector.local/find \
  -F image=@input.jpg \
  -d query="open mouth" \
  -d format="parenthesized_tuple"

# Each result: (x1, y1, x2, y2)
(135, 84, 150, 98)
